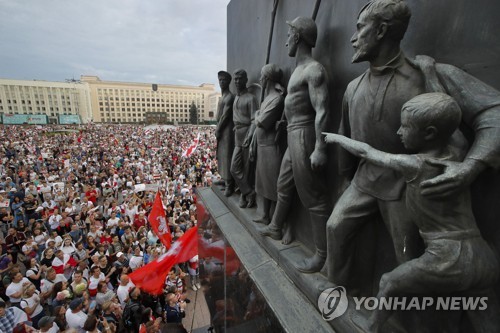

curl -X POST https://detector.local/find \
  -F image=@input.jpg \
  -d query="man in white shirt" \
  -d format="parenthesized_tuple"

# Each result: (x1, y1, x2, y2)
(39, 181, 52, 201)
(106, 212, 120, 229)
(5, 272, 31, 308)
(40, 268, 67, 306)
(116, 274, 135, 308)
(65, 298, 88, 333)
(48, 209, 62, 232)
(128, 247, 143, 271)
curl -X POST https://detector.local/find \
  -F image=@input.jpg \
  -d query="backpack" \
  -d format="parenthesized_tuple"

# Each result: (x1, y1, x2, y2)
(122, 302, 140, 328)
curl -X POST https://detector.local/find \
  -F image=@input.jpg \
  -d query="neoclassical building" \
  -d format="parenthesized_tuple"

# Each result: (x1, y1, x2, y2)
(82, 75, 220, 124)
(0, 78, 92, 124)
(0, 76, 221, 124)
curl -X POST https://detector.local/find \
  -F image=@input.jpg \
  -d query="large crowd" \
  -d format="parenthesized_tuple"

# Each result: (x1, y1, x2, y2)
(0, 124, 220, 333)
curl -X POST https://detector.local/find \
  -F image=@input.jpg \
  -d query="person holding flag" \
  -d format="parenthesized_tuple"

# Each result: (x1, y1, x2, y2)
(51, 249, 78, 280)
(128, 226, 198, 295)
(182, 133, 200, 158)
(148, 191, 172, 249)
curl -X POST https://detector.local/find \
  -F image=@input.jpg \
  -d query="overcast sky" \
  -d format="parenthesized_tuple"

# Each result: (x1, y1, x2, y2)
(0, 0, 230, 87)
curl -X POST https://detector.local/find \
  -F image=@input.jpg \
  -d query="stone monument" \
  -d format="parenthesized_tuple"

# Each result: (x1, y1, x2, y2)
(251, 64, 285, 225)
(259, 17, 332, 273)
(215, 71, 235, 197)
(230, 69, 259, 208)
(327, 0, 500, 289)
(325, 92, 500, 332)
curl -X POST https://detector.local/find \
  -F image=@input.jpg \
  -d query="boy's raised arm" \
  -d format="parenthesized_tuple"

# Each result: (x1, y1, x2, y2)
(323, 132, 419, 177)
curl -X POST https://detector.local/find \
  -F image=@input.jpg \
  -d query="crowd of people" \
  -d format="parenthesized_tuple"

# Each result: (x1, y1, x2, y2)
(0, 124, 220, 333)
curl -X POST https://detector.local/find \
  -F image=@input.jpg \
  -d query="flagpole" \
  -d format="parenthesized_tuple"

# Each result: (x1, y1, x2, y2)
(189, 283, 200, 332)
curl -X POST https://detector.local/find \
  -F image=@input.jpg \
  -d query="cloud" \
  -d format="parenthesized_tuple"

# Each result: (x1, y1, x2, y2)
(0, 0, 229, 86)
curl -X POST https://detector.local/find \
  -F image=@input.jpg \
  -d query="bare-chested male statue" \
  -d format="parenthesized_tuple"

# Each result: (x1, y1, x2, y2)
(260, 17, 332, 273)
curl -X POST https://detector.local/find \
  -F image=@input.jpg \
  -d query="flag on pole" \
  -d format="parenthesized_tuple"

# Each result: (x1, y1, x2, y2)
(148, 191, 172, 249)
(182, 133, 200, 158)
(129, 226, 199, 294)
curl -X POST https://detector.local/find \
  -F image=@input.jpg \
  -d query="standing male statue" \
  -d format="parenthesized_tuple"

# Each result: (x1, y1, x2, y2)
(251, 64, 285, 225)
(215, 71, 235, 197)
(260, 17, 332, 273)
(231, 69, 259, 208)
(327, 0, 500, 286)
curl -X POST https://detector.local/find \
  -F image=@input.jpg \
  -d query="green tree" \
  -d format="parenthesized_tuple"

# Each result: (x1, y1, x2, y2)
(189, 101, 199, 124)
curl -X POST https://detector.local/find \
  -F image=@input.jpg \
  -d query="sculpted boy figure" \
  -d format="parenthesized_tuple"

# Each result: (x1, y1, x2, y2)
(215, 71, 235, 197)
(260, 17, 332, 273)
(327, 0, 500, 286)
(325, 93, 500, 332)
(230, 69, 259, 208)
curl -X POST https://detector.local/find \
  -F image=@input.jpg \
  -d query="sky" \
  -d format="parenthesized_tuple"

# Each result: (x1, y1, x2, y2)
(0, 0, 230, 87)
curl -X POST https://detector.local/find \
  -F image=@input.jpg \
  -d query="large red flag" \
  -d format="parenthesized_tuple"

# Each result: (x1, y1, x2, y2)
(129, 226, 199, 295)
(148, 192, 172, 249)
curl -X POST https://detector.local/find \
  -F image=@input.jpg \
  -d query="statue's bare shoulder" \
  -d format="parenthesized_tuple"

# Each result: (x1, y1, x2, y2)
(304, 60, 327, 88)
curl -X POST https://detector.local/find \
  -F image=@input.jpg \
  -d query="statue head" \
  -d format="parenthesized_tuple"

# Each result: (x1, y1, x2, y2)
(260, 64, 283, 85)
(260, 63, 284, 93)
(233, 69, 248, 93)
(286, 17, 317, 57)
(218, 71, 232, 90)
(351, 0, 411, 63)
(398, 93, 461, 151)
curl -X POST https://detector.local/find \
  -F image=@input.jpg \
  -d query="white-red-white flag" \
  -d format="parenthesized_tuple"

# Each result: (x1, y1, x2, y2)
(182, 133, 200, 158)
(129, 226, 198, 294)
(148, 191, 172, 249)
(52, 254, 78, 275)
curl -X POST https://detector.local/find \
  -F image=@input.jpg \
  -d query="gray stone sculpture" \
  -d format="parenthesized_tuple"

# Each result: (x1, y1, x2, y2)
(251, 64, 285, 225)
(325, 92, 500, 332)
(215, 71, 236, 197)
(326, 0, 500, 287)
(259, 17, 332, 273)
(230, 69, 258, 208)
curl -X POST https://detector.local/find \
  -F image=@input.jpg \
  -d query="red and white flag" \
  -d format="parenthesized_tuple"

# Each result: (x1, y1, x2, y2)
(129, 226, 199, 295)
(52, 254, 78, 275)
(182, 133, 200, 158)
(148, 192, 172, 249)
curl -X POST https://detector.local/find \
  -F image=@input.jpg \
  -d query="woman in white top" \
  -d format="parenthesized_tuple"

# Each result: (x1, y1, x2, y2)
(21, 284, 45, 329)
(21, 237, 38, 260)
(26, 257, 45, 290)
(124, 201, 138, 224)
(33, 228, 47, 249)
(88, 266, 106, 297)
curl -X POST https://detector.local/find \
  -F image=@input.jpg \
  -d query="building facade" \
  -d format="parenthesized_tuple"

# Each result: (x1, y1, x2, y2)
(0, 78, 92, 124)
(0, 76, 221, 124)
(81, 75, 220, 124)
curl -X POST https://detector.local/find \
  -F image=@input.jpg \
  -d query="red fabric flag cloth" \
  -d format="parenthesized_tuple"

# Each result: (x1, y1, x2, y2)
(52, 254, 78, 274)
(148, 192, 172, 249)
(198, 239, 239, 276)
(182, 133, 200, 158)
(129, 226, 199, 295)
(196, 201, 209, 225)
